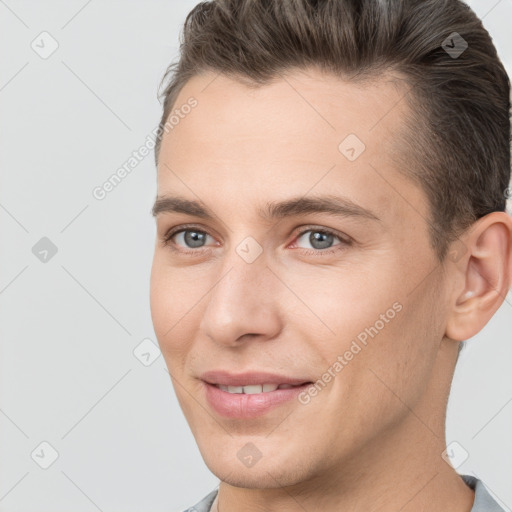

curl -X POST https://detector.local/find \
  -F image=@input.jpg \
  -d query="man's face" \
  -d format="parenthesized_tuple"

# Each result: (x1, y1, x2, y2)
(150, 68, 450, 488)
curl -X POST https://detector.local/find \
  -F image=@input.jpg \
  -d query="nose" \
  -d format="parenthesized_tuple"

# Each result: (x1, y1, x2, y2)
(198, 248, 283, 347)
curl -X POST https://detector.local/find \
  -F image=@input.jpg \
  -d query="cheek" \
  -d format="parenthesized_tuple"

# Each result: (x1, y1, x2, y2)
(149, 258, 212, 363)
(149, 259, 170, 338)
(295, 260, 429, 395)
(150, 259, 189, 352)
(280, 261, 401, 347)
(351, 285, 443, 416)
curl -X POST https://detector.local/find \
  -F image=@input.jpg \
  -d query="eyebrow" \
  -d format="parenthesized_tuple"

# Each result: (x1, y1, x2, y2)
(152, 194, 381, 223)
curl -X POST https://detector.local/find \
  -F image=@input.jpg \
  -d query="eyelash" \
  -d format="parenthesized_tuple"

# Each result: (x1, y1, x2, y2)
(161, 224, 352, 257)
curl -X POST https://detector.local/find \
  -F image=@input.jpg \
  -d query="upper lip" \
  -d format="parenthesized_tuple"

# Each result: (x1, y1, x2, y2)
(200, 370, 312, 387)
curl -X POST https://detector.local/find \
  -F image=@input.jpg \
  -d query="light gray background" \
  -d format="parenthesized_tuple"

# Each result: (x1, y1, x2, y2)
(0, 1, 511, 511)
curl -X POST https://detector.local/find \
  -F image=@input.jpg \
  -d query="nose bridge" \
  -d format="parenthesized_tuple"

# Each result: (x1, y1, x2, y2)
(199, 242, 281, 345)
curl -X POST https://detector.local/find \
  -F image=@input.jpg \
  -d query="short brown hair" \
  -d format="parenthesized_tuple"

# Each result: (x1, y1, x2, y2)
(154, 0, 511, 262)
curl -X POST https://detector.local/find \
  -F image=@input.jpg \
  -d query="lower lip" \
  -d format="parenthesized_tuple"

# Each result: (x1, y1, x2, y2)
(203, 381, 311, 419)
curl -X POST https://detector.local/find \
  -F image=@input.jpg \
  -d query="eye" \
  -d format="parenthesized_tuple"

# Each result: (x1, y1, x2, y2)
(163, 226, 217, 252)
(161, 224, 351, 257)
(175, 229, 212, 248)
(292, 227, 350, 254)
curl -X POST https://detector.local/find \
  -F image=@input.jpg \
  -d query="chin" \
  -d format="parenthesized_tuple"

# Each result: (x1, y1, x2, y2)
(198, 438, 314, 490)
(206, 459, 302, 489)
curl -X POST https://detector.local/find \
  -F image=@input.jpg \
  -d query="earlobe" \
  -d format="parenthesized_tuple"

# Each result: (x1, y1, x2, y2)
(445, 212, 512, 342)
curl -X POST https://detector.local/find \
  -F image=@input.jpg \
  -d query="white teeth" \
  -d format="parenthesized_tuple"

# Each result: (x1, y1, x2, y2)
(218, 383, 298, 394)
(242, 385, 263, 394)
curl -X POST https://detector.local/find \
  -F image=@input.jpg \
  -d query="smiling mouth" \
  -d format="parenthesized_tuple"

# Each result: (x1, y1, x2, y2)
(203, 379, 314, 418)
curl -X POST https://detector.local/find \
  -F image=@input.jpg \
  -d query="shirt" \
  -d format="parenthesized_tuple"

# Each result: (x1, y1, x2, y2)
(179, 474, 506, 512)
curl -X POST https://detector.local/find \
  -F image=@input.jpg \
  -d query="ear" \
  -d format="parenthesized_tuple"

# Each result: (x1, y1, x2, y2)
(445, 211, 512, 342)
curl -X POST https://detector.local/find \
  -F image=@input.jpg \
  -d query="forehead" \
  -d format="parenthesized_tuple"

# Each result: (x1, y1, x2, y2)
(157, 68, 428, 228)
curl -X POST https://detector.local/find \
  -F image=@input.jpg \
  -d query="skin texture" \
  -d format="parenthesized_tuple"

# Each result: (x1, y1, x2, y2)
(150, 68, 512, 512)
